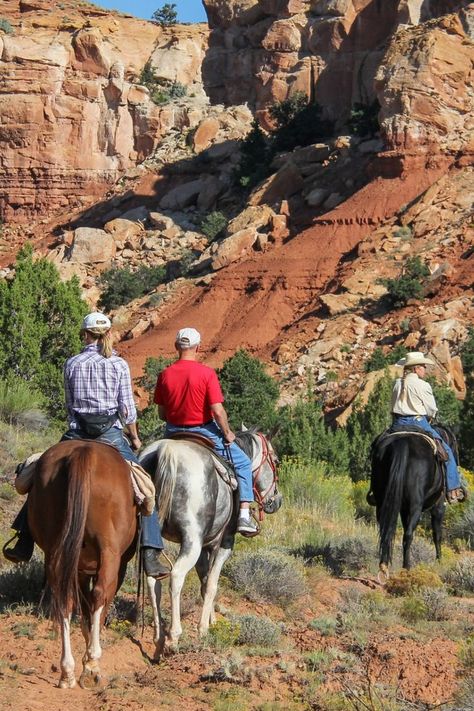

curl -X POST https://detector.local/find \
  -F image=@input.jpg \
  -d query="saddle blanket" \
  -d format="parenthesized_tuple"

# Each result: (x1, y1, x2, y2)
(14, 452, 155, 516)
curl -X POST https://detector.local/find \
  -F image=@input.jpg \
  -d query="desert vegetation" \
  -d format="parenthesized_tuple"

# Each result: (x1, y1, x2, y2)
(0, 264, 473, 708)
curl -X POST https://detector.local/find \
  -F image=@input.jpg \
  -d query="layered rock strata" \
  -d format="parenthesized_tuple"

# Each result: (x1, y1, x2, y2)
(0, 1, 208, 222)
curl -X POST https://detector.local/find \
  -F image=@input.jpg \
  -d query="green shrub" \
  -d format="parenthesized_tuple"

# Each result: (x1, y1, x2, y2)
(315, 535, 375, 576)
(399, 595, 428, 623)
(270, 93, 334, 152)
(443, 557, 474, 594)
(351, 480, 376, 523)
(393, 225, 412, 240)
(382, 255, 430, 308)
(459, 635, 474, 670)
(232, 613, 281, 647)
(0, 18, 13, 34)
(419, 587, 450, 621)
(234, 119, 272, 190)
(345, 372, 394, 482)
(385, 566, 443, 596)
(206, 619, 240, 650)
(139, 60, 186, 105)
(275, 394, 350, 474)
(364, 345, 407, 373)
(0, 244, 87, 416)
(0, 376, 46, 425)
(347, 100, 380, 137)
(98, 264, 166, 311)
(218, 349, 279, 431)
(0, 559, 45, 610)
(309, 616, 338, 636)
(281, 457, 355, 521)
(200, 211, 228, 241)
(224, 549, 306, 604)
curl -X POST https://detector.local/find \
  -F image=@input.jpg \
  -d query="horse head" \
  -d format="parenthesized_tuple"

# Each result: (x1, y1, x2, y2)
(237, 429, 282, 515)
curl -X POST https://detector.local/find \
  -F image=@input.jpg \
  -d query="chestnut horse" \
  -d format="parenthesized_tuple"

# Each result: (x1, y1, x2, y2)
(27, 440, 138, 688)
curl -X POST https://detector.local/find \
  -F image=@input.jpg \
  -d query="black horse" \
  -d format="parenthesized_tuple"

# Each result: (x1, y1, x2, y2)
(370, 425, 457, 574)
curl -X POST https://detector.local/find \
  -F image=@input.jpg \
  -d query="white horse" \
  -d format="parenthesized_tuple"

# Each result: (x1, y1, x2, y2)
(139, 428, 282, 655)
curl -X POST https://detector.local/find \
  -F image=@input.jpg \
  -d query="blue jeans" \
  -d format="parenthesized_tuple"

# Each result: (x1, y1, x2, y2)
(392, 415, 461, 491)
(165, 421, 254, 502)
(62, 427, 163, 549)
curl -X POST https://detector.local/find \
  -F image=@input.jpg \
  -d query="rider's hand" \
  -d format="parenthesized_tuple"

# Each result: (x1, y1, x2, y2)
(224, 431, 236, 444)
(130, 435, 142, 451)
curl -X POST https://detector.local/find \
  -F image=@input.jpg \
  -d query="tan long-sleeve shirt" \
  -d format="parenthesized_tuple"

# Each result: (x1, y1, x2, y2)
(391, 372, 438, 418)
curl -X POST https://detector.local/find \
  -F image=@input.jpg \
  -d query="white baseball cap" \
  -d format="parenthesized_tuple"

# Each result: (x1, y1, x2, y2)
(82, 312, 111, 333)
(176, 327, 201, 349)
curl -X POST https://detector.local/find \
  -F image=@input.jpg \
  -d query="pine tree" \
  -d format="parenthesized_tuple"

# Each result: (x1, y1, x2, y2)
(218, 349, 279, 431)
(0, 244, 87, 416)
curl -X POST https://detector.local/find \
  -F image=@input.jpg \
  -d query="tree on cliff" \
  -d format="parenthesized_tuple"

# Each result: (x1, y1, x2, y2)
(152, 3, 178, 26)
(0, 244, 87, 416)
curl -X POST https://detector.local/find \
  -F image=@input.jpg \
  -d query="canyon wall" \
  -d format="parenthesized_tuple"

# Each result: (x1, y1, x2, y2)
(0, 1, 208, 222)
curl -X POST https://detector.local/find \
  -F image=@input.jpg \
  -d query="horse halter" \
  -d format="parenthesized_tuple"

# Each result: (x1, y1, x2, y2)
(251, 433, 280, 518)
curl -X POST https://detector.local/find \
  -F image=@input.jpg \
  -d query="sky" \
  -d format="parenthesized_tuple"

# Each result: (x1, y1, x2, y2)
(94, 1, 207, 24)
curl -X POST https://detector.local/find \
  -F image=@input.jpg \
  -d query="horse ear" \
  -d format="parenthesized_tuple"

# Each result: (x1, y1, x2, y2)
(241, 423, 248, 431)
(267, 424, 280, 440)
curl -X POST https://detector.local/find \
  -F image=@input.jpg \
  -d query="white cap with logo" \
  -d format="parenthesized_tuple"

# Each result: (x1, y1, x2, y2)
(176, 327, 201, 349)
(82, 312, 111, 333)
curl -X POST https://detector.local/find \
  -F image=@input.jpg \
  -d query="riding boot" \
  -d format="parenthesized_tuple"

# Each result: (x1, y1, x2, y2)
(3, 502, 34, 563)
(142, 547, 171, 579)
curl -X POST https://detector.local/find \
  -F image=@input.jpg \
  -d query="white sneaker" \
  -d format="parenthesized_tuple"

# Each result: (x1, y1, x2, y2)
(236, 516, 259, 537)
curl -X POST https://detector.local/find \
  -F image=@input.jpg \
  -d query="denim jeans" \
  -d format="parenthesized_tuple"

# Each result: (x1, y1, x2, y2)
(61, 427, 163, 549)
(392, 415, 461, 491)
(165, 421, 254, 502)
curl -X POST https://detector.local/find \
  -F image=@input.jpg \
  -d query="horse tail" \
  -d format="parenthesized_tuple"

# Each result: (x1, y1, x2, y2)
(155, 442, 178, 523)
(49, 446, 92, 623)
(378, 440, 408, 565)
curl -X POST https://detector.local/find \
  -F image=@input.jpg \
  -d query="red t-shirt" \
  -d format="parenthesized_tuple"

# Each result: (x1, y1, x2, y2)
(154, 360, 224, 426)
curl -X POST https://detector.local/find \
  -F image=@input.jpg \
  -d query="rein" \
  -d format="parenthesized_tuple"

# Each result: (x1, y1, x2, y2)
(251, 433, 278, 521)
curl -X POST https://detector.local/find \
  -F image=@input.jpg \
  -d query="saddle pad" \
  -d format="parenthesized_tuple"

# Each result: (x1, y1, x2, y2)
(126, 460, 156, 516)
(165, 434, 238, 491)
(379, 430, 437, 456)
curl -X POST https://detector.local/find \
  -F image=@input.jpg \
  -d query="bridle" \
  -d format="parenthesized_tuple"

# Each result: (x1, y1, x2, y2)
(251, 433, 279, 520)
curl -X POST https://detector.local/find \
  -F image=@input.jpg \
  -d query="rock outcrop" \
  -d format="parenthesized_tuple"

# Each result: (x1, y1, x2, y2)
(0, 1, 208, 222)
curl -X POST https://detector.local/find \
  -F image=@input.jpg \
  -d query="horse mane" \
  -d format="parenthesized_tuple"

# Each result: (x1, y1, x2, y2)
(235, 428, 259, 459)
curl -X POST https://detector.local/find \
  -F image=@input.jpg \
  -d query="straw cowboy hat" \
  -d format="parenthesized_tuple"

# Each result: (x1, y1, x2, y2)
(396, 351, 435, 368)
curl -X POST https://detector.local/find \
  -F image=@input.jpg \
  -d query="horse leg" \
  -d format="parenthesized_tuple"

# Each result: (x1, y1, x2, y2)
(431, 501, 445, 561)
(195, 550, 210, 606)
(168, 539, 203, 648)
(58, 612, 76, 688)
(400, 505, 422, 570)
(198, 546, 233, 638)
(147, 577, 165, 660)
(79, 553, 119, 689)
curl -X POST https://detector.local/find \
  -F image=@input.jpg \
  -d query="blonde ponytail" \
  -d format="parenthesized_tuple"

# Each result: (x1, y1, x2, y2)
(98, 330, 113, 358)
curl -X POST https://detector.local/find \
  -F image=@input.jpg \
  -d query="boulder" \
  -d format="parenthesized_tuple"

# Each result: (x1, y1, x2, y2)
(192, 117, 220, 152)
(211, 228, 258, 270)
(159, 179, 205, 210)
(68, 227, 116, 264)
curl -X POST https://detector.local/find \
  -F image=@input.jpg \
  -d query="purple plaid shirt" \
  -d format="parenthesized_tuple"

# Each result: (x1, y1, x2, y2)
(64, 344, 137, 429)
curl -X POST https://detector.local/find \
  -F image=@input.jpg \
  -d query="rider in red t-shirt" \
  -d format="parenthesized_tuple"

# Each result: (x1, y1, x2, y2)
(154, 328, 258, 536)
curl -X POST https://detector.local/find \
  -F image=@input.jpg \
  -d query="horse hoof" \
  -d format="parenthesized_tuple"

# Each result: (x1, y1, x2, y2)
(378, 564, 390, 584)
(79, 669, 102, 689)
(58, 676, 76, 689)
(164, 638, 179, 655)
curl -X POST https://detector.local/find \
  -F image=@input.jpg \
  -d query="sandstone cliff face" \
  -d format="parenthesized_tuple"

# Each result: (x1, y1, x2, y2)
(202, 0, 473, 133)
(0, 1, 208, 222)
(376, 11, 474, 153)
